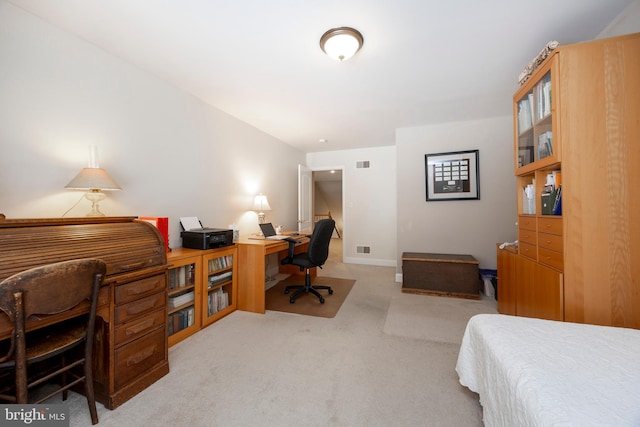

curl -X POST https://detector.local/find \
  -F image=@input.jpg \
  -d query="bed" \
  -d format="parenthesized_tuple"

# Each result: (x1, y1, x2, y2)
(456, 314, 640, 426)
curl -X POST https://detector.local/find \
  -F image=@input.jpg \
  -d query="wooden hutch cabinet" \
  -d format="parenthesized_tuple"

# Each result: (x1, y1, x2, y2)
(498, 32, 640, 328)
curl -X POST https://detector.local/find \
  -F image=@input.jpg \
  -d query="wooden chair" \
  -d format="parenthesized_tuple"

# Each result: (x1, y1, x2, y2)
(0, 258, 106, 425)
(313, 211, 341, 238)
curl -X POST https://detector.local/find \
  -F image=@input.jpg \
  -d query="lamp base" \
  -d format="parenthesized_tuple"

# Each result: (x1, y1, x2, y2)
(84, 190, 106, 217)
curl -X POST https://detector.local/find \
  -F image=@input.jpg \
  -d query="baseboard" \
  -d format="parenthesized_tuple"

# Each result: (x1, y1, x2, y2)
(343, 256, 397, 267)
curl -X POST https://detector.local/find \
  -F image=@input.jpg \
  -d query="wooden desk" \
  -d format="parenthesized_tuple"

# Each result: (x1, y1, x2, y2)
(0, 216, 169, 409)
(237, 235, 313, 314)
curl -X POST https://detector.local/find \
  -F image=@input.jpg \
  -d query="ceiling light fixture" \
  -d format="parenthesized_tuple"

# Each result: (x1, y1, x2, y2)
(320, 27, 364, 61)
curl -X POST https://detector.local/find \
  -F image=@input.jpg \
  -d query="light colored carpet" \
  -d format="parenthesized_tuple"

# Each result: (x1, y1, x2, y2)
(383, 292, 497, 344)
(265, 276, 356, 318)
(43, 240, 492, 426)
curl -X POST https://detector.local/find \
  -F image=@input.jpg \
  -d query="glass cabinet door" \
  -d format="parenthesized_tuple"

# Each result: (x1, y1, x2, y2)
(514, 55, 559, 175)
(167, 260, 199, 340)
(202, 248, 237, 326)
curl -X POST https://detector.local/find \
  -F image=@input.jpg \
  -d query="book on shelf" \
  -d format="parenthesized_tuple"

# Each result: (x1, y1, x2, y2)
(518, 96, 533, 132)
(208, 270, 232, 287)
(538, 131, 553, 159)
(169, 265, 195, 290)
(168, 306, 195, 335)
(208, 255, 234, 273)
(208, 288, 229, 315)
(536, 77, 552, 120)
(168, 290, 195, 308)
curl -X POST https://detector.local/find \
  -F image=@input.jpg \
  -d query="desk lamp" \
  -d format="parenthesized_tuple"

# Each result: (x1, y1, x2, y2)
(252, 193, 271, 224)
(65, 147, 121, 217)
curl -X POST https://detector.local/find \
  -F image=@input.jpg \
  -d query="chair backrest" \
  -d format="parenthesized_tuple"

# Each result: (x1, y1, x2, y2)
(0, 258, 107, 361)
(307, 219, 335, 266)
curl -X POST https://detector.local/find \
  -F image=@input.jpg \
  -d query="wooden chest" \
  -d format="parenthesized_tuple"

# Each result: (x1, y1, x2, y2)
(401, 252, 481, 299)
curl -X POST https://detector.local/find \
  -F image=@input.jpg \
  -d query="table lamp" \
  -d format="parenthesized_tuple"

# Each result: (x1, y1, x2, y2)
(65, 147, 121, 217)
(252, 193, 271, 224)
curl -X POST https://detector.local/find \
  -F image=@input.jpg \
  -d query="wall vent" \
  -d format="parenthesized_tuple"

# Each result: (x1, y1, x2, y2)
(356, 245, 371, 254)
(356, 160, 370, 169)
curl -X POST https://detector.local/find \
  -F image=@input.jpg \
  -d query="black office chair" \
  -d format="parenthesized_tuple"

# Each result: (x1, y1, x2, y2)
(0, 258, 106, 425)
(281, 218, 335, 304)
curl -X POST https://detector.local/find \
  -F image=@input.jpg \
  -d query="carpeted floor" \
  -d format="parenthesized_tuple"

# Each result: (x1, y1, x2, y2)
(265, 276, 356, 318)
(41, 239, 493, 426)
(383, 292, 497, 344)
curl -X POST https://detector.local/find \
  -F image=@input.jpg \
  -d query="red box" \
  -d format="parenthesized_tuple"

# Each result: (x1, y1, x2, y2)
(139, 217, 169, 252)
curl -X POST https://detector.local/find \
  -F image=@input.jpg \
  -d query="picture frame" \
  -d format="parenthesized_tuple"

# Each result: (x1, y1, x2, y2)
(425, 149, 480, 201)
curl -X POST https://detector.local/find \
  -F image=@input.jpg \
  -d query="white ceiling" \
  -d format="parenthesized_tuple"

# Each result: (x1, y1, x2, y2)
(8, 0, 635, 153)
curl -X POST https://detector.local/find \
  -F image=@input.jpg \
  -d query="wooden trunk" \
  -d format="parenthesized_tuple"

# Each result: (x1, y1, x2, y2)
(401, 252, 481, 299)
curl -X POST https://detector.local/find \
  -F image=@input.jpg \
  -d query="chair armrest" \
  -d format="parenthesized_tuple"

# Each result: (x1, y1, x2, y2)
(281, 238, 301, 264)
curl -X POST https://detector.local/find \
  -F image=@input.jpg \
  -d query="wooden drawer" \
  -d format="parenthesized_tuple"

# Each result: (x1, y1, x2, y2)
(519, 228, 537, 246)
(539, 247, 564, 271)
(519, 242, 537, 260)
(114, 327, 166, 389)
(518, 215, 536, 231)
(538, 217, 563, 236)
(115, 291, 166, 324)
(538, 232, 563, 253)
(115, 308, 165, 347)
(115, 274, 166, 305)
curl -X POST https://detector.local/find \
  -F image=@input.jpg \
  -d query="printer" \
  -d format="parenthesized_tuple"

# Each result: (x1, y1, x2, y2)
(181, 228, 234, 250)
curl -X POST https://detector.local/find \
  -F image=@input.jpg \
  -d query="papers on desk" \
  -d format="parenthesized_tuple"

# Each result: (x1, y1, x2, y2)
(180, 216, 202, 231)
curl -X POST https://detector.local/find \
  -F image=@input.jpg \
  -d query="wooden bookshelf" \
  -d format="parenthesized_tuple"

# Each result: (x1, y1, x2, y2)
(167, 245, 237, 346)
(501, 33, 640, 328)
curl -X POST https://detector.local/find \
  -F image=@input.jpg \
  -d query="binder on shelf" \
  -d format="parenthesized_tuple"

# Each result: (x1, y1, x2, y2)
(541, 187, 561, 215)
(541, 191, 554, 215)
(552, 185, 562, 215)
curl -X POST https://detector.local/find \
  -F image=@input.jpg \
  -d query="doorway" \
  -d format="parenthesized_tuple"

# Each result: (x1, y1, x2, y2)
(312, 169, 343, 261)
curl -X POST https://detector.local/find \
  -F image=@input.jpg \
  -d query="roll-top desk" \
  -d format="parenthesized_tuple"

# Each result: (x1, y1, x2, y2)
(0, 216, 169, 409)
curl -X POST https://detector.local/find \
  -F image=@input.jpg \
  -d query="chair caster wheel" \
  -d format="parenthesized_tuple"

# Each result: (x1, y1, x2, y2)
(284, 289, 289, 294)
(289, 297, 295, 304)
(328, 289, 334, 295)
(319, 297, 325, 304)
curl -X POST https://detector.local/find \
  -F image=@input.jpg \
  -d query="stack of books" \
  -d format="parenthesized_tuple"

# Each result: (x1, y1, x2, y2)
(168, 290, 195, 308)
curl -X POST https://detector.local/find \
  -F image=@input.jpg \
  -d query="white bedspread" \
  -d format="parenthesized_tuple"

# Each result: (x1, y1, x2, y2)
(456, 314, 640, 427)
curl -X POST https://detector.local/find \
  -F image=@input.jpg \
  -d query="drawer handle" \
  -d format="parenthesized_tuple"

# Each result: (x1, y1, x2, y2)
(126, 280, 161, 296)
(126, 345, 157, 366)
(115, 261, 147, 272)
(125, 318, 157, 336)
(126, 299, 158, 315)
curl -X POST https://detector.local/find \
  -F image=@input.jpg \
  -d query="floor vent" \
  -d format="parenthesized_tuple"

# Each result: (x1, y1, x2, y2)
(356, 161, 370, 169)
(356, 245, 371, 254)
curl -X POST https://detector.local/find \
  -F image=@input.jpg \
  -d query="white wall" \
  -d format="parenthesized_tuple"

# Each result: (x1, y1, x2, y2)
(0, 1, 305, 248)
(597, 0, 640, 38)
(307, 146, 396, 266)
(396, 116, 517, 273)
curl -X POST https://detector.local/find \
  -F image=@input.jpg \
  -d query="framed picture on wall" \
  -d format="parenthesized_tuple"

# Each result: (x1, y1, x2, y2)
(425, 150, 480, 201)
